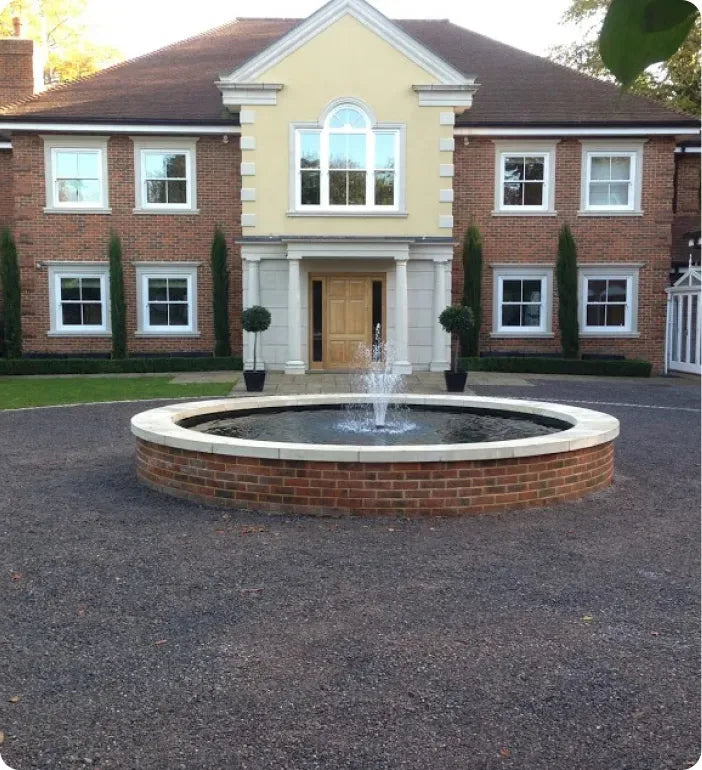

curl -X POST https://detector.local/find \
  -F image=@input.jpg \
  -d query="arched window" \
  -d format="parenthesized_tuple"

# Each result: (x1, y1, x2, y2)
(295, 102, 399, 210)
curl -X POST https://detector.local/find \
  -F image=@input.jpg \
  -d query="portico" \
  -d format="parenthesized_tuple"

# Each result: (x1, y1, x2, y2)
(241, 238, 453, 374)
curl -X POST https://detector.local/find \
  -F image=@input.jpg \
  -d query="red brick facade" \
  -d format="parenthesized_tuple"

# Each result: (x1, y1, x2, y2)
(0, 38, 34, 106)
(135, 436, 614, 517)
(0, 147, 12, 228)
(0, 130, 693, 369)
(452, 136, 677, 370)
(671, 152, 701, 267)
(9, 133, 243, 356)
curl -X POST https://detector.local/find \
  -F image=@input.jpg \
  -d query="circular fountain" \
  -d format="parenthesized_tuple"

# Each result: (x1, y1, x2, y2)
(131, 331, 618, 516)
(131, 397, 618, 517)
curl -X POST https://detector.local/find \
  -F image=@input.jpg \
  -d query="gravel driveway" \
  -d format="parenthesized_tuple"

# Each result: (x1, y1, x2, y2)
(1, 377, 699, 770)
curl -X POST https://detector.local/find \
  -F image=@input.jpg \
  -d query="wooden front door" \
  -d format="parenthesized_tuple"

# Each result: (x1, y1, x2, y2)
(309, 274, 384, 370)
(327, 276, 370, 368)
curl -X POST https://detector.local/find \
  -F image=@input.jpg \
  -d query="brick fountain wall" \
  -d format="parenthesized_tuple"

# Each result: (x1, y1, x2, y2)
(136, 438, 614, 517)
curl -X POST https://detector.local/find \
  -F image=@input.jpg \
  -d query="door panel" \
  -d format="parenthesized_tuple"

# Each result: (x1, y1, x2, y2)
(310, 274, 383, 370)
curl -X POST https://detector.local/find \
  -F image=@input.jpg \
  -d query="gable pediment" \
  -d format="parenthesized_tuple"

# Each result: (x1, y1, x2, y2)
(216, 0, 478, 108)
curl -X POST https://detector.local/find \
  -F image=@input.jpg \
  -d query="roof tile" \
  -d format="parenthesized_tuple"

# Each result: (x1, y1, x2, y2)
(0, 17, 696, 126)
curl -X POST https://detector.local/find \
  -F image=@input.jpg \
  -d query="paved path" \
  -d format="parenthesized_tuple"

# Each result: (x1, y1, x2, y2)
(0, 378, 699, 770)
(229, 370, 535, 395)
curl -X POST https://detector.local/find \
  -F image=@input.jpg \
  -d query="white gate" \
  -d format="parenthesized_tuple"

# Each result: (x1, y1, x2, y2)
(666, 264, 702, 375)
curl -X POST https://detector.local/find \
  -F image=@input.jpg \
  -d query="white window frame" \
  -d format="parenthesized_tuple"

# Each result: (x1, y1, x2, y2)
(132, 137, 198, 213)
(42, 136, 110, 213)
(492, 266, 553, 336)
(493, 141, 557, 215)
(47, 263, 110, 335)
(580, 140, 644, 215)
(290, 99, 406, 214)
(579, 265, 640, 336)
(135, 263, 199, 336)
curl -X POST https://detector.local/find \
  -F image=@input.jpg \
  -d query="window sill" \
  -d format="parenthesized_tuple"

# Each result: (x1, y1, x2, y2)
(490, 332, 554, 339)
(47, 331, 111, 337)
(491, 210, 557, 217)
(577, 210, 643, 217)
(287, 210, 408, 218)
(135, 331, 200, 338)
(581, 331, 639, 338)
(44, 207, 112, 215)
(133, 208, 200, 215)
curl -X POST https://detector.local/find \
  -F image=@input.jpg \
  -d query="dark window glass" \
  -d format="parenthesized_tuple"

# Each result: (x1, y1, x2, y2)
(169, 303, 188, 326)
(586, 304, 606, 326)
(146, 180, 166, 204)
(61, 304, 82, 325)
(82, 303, 102, 325)
(501, 305, 521, 327)
(374, 171, 394, 205)
(60, 278, 80, 300)
(502, 280, 522, 303)
(168, 180, 187, 203)
(523, 182, 543, 206)
(606, 304, 626, 326)
(301, 171, 320, 205)
(372, 280, 383, 360)
(521, 304, 541, 326)
(312, 280, 323, 362)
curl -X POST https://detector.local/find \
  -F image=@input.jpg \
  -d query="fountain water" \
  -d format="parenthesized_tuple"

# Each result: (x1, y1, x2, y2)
(351, 324, 404, 428)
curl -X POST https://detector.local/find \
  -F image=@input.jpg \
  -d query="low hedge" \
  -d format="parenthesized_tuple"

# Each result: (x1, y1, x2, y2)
(0, 356, 243, 376)
(458, 356, 652, 377)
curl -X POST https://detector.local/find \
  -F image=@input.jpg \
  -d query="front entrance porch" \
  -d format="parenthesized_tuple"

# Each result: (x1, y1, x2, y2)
(241, 238, 454, 374)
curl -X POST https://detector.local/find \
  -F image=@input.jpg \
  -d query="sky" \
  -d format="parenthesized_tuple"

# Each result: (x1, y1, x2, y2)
(78, 0, 584, 61)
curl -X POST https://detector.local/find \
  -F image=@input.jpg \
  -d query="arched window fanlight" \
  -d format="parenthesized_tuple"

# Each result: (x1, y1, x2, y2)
(294, 101, 399, 210)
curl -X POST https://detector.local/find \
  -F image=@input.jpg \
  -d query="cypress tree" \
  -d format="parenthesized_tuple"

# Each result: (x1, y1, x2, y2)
(211, 227, 231, 357)
(0, 227, 22, 359)
(461, 224, 483, 357)
(109, 232, 127, 359)
(556, 223, 580, 359)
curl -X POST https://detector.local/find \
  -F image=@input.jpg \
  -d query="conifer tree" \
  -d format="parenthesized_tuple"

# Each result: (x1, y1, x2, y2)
(0, 227, 22, 359)
(556, 224, 580, 359)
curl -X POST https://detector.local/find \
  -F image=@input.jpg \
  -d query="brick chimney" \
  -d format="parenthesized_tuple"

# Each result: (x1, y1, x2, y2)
(0, 17, 36, 105)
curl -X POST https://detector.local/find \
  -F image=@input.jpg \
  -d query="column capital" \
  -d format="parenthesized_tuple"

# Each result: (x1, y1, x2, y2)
(286, 253, 303, 261)
(242, 254, 261, 263)
(432, 255, 452, 264)
(394, 256, 409, 265)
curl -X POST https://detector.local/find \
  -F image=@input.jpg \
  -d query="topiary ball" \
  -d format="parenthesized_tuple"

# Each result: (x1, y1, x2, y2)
(242, 305, 272, 333)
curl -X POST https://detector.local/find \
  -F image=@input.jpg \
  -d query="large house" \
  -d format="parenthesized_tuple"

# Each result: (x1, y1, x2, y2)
(0, 0, 699, 372)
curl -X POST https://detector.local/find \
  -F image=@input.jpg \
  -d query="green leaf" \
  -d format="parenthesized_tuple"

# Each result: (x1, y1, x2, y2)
(599, 0, 698, 87)
(644, 0, 698, 32)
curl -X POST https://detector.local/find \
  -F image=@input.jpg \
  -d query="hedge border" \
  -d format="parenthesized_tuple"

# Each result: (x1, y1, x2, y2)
(458, 356, 652, 377)
(0, 356, 243, 376)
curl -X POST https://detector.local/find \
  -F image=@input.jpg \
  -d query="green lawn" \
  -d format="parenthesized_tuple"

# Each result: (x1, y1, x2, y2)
(0, 376, 236, 409)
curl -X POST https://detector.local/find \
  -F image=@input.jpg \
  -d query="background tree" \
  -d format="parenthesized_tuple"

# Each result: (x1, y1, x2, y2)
(0, 227, 22, 359)
(550, 0, 700, 114)
(211, 227, 231, 358)
(108, 232, 126, 360)
(556, 224, 580, 360)
(0, 0, 121, 85)
(460, 224, 483, 358)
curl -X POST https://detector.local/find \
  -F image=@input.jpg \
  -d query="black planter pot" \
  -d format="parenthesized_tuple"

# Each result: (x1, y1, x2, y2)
(243, 370, 266, 392)
(444, 370, 467, 393)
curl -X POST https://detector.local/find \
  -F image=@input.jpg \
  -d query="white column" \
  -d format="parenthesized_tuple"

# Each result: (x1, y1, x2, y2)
(285, 254, 305, 375)
(393, 256, 412, 374)
(430, 257, 451, 372)
(244, 256, 261, 370)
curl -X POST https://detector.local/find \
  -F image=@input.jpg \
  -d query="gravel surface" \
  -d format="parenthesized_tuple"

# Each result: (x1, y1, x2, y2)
(1, 378, 699, 770)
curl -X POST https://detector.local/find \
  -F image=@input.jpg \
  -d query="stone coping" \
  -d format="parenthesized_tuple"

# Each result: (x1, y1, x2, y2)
(130, 394, 619, 464)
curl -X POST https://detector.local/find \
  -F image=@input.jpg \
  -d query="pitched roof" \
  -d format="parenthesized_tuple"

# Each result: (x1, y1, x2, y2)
(0, 17, 697, 127)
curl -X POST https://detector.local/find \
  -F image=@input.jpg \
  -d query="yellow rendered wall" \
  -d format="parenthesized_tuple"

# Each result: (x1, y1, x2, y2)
(240, 13, 454, 237)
